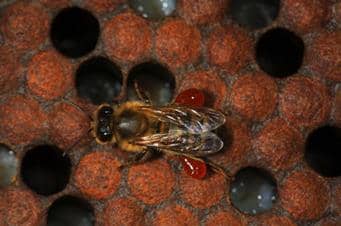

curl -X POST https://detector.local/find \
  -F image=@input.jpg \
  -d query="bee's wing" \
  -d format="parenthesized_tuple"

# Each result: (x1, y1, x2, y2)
(131, 130, 224, 156)
(139, 106, 225, 134)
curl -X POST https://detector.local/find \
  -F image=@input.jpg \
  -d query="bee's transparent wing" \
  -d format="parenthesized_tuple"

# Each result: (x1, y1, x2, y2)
(139, 106, 225, 134)
(131, 130, 224, 156)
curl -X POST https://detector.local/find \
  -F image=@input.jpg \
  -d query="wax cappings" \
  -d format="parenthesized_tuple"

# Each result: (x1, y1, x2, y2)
(230, 167, 278, 215)
(0, 144, 17, 188)
(129, 0, 176, 20)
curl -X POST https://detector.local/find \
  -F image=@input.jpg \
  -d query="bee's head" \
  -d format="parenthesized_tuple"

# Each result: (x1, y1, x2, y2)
(95, 105, 115, 143)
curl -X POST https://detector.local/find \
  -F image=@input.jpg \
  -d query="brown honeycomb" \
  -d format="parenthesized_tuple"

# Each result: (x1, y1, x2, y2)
(0, 0, 340, 226)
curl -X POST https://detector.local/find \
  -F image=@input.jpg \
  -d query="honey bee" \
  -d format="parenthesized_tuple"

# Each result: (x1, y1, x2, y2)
(91, 87, 226, 174)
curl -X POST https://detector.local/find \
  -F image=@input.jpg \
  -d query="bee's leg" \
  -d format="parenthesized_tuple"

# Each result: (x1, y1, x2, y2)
(160, 149, 229, 178)
(204, 158, 231, 178)
(187, 155, 229, 178)
(119, 149, 154, 168)
(89, 121, 97, 140)
(133, 149, 155, 163)
(133, 80, 153, 105)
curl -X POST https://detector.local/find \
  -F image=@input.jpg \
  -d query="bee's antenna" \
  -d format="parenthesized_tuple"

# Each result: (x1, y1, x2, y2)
(60, 97, 94, 122)
(55, 98, 95, 153)
(133, 80, 153, 105)
(65, 135, 86, 154)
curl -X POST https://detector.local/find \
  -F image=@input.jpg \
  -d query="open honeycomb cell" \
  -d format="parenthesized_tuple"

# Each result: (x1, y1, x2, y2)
(0, 0, 340, 225)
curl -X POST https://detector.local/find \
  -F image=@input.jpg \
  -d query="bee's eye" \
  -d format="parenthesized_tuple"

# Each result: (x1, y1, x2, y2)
(96, 125, 113, 142)
(116, 111, 146, 139)
(96, 106, 114, 142)
(98, 106, 113, 118)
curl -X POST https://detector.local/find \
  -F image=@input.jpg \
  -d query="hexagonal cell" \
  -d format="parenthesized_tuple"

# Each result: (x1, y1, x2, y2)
(305, 125, 341, 177)
(0, 1, 338, 226)
(126, 62, 175, 106)
(129, 0, 176, 20)
(230, 0, 280, 30)
(50, 7, 100, 58)
(75, 56, 123, 105)
(0, 144, 18, 188)
(256, 28, 304, 78)
(20, 145, 71, 196)
(47, 195, 95, 226)
(230, 167, 278, 215)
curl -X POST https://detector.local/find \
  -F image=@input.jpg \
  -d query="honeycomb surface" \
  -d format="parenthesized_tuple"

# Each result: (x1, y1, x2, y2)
(0, 0, 340, 226)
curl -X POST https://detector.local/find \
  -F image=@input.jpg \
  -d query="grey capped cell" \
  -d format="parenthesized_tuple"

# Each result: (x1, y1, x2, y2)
(230, 167, 278, 215)
(0, 144, 18, 188)
(129, 0, 176, 20)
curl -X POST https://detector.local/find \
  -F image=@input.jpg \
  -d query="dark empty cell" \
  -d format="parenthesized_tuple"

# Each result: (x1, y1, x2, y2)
(230, 0, 280, 30)
(47, 196, 95, 226)
(20, 145, 71, 196)
(305, 125, 341, 177)
(0, 144, 18, 188)
(230, 167, 278, 215)
(256, 28, 305, 78)
(0, 31, 4, 46)
(50, 7, 100, 58)
(127, 62, 175, 106)
(75, 57, 122, 105)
